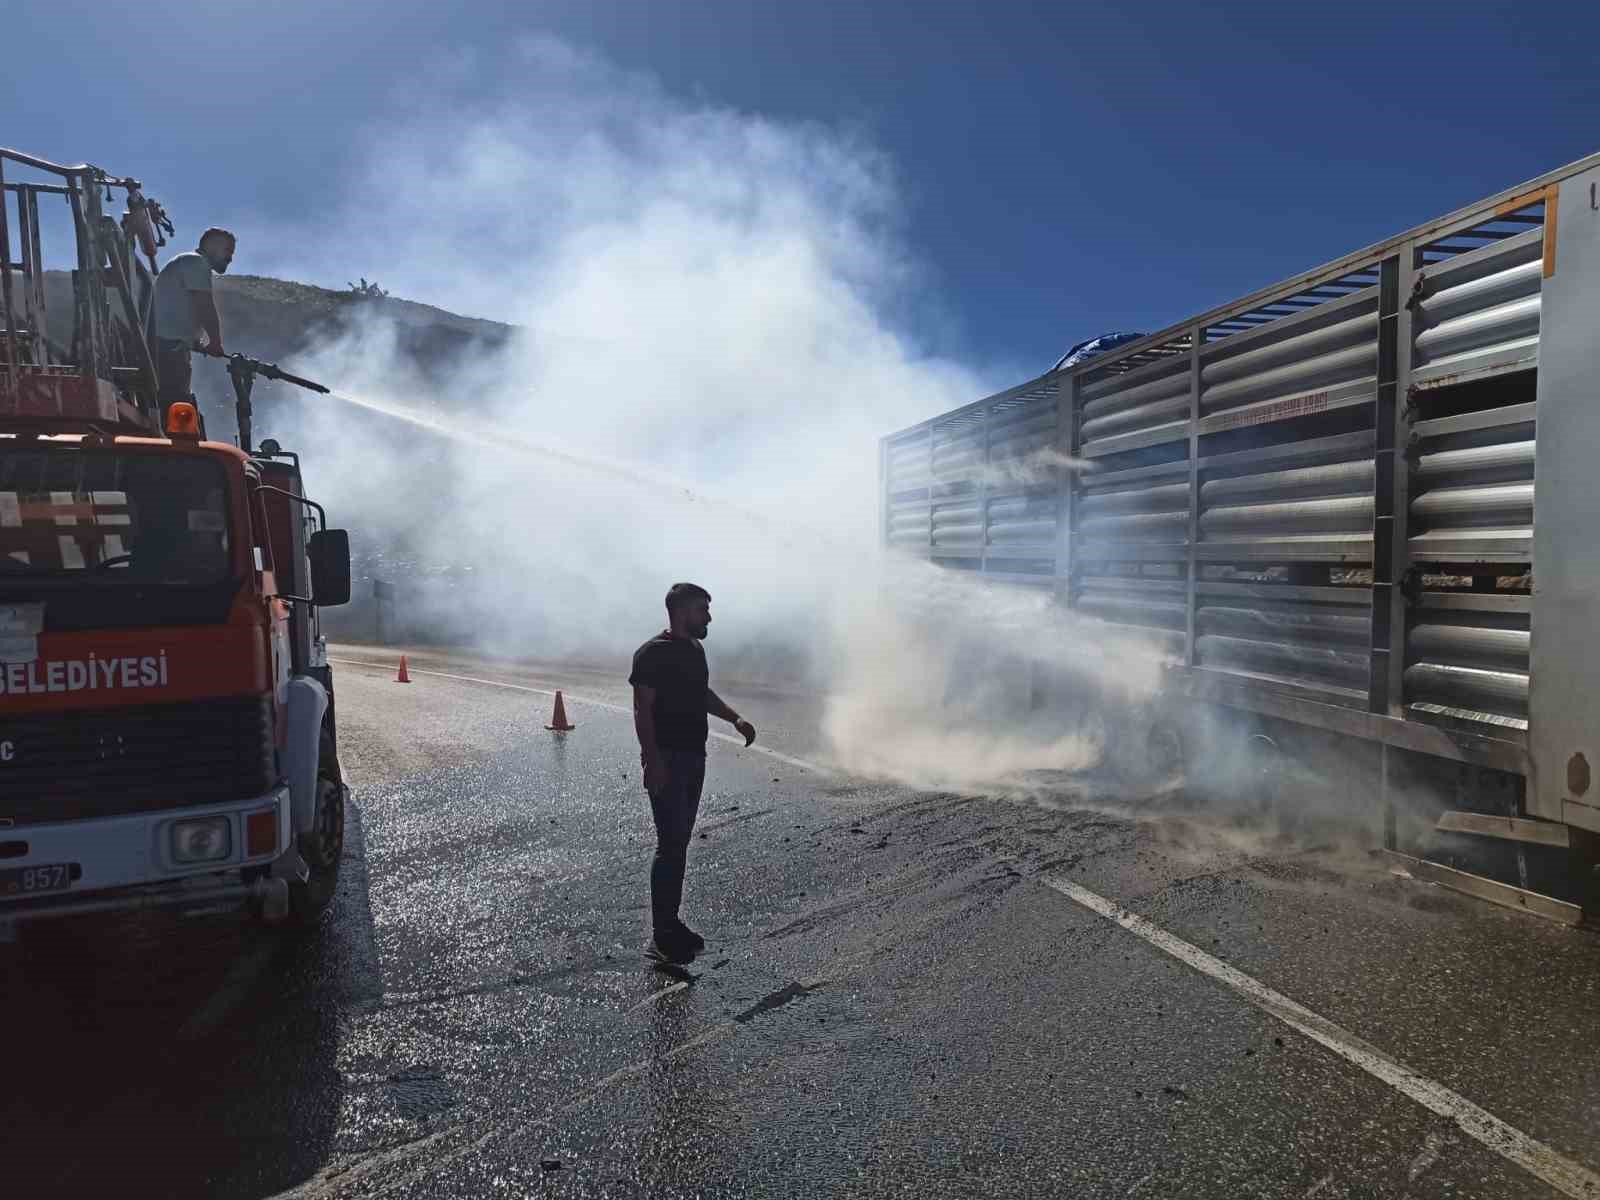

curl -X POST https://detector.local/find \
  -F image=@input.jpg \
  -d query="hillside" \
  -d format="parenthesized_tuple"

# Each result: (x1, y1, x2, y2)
(42, 271, 513, 390)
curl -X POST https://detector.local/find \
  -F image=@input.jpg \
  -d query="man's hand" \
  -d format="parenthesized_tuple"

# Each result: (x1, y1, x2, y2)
(201, 342, 226, 358)
(734, 718, 756, 747)
(643, 755, 669, 797)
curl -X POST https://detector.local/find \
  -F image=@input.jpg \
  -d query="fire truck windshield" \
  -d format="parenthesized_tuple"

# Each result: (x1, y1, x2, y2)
(0, 447, 231, 584)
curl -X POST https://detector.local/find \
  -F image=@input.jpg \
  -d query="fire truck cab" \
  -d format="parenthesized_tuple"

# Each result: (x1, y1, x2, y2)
(0, 147, 351, 931)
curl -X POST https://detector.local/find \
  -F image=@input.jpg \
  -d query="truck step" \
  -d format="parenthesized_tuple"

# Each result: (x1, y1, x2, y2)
(1381, 849, 1582, 926)
(1433, 810, 1571, 848)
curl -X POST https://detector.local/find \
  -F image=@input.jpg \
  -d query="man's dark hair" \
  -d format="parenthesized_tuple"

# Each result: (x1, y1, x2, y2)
(199, 227, 236, 250)
(665, 582, 711, 615)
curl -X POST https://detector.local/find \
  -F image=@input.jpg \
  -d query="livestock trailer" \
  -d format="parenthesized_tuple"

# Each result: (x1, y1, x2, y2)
(880, 150, 1600, 919)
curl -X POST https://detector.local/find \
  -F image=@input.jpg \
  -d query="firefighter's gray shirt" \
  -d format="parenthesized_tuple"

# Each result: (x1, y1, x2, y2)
(151, 251, 215, 348)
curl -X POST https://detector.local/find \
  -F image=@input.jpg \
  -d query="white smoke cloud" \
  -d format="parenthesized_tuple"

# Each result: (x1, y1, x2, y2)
(245, 37, 1169, 788)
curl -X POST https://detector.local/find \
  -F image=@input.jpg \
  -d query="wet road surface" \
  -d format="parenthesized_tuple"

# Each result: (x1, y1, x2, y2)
(4, 644, 1600, 1198)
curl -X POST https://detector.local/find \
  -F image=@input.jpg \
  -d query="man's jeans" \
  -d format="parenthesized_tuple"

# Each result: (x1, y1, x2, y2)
(153, 339, 192, 423)
(647, 749, 706, 932)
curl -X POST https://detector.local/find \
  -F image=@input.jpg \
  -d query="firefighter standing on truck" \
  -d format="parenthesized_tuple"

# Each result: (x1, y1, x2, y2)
(150, 227, 235, 420)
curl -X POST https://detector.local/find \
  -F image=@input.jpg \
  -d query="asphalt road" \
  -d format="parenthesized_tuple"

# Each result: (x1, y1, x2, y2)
(5, 644, 1600, 1199)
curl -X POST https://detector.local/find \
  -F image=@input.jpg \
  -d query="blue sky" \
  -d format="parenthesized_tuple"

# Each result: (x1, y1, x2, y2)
(7, 0, 1597, 377)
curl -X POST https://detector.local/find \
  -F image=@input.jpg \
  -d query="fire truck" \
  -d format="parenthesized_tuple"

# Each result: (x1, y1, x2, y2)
(0, 147, 351, 931)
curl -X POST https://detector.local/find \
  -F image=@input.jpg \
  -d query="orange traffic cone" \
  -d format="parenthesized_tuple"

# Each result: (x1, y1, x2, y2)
(395, 655, 411, 684)
(545, 690, 576, 731)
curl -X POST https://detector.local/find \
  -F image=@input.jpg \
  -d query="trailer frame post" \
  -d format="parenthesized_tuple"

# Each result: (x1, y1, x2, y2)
(1184, 323, 1203, 667)
(1368, 251, 1416, 717)
(1381, 742, 1398, 851)
(1056, 372, 1079, 610)
(978, 401, 990, 575)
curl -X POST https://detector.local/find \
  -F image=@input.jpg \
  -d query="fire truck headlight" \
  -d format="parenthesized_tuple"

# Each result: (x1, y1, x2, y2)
(171, 818, 232, 863)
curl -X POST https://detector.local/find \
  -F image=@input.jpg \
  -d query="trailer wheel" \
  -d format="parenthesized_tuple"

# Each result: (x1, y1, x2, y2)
(1244, 733, 1286, 821)
(288, 732, 345, 927)
(1145, 720, 1184, 786)
(1095, 713, 1185, 799)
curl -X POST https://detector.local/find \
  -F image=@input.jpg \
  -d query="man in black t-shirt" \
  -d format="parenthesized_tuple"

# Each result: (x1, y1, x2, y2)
(629, 582, 757, 963)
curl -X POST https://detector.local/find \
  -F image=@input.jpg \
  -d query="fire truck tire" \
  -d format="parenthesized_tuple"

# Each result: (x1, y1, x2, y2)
(287, 732, 345, 927)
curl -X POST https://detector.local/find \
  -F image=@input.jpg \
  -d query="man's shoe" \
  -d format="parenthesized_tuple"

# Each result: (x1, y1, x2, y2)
(649, 926, 695, 964)
(671, 919, 706, 952)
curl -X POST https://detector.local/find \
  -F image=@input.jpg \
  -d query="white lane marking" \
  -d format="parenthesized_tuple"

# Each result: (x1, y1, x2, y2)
(625, 979, 690, 1014)
(178, 940, 275, 1041)
(1043, 876, 1600, 1200)
(329, 656, 832, 775)
(1410, 1128, 1447, 1181)
(1305, 1174, 1335, 1198)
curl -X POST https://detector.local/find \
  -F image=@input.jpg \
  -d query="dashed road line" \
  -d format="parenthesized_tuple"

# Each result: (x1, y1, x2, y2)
(1044, 875, 1600, 1200)
(625, 979, 690, 1013)
(1409, 1128, 1447, 1182)
(177, 940, 275, 1042)
(330, 656, 831, 775)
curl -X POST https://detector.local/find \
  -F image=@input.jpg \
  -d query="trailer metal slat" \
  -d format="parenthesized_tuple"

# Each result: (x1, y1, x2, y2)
(1079, 420, 1190, 457)
(1409, 402, 1537, 440)
(1196, 581, 1371, 605)
(1414, 295, 1541, 364)
(1197, 430, 1377, 476)
(1404, 661, 1530, 714)
(1080, 392, 1191, 441)
(1201, 305, 1378, 390)
(1197, 603, 1371, 645)
(1167, 666, 1528, 769)
(1412, 441, 1535, 480)
(1202, 460, 1375, 505)
(1076, 481, 1190, 517)
(1181, 662, 1371, 709)
(1192, 536, 1373, 562)
(1409, 623, 1530, 670)
(1202, 340, 1378, 413)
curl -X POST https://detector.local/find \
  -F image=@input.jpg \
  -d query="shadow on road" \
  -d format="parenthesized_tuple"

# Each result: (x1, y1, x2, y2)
(0, 802, 381, 1197)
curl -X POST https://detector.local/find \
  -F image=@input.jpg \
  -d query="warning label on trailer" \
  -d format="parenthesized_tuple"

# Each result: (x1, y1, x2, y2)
(1205, 390, 1332, 432)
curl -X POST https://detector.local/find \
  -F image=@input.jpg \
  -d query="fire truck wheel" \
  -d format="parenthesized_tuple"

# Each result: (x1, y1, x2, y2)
(288, 732, 345, 927)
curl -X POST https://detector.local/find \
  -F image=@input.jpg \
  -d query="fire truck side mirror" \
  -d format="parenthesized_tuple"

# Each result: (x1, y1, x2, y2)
(308, 529, 352, 607)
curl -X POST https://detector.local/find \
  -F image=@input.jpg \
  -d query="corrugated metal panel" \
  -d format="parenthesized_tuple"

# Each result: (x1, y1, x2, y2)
(1404, 401, 1535, 727)
(1200, 289, 1379, 417)
(981, 388, 1061, 568)
(1191, 587, 1372, 700)
(987, 403, 1055, 462)
(1078, 341, 1191, 452)
(1076, 470, 1190, 550)
(931, 497, 983, 550)
(1404, 605, 1532, 728)
(1411, 229, 1542, 388)
(1198, 442, 1375, 563)
(1076, 566, 1187, 653)
(1405, 662, 1529, 720)
(885, 496, 930, 547)
(885, 430, 930, 496)
(1195, 632, 1370, 687)
(887, 384, 1063, 573)
(986, 495, 1057, 545)
(1408, 416, 1535, 565)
